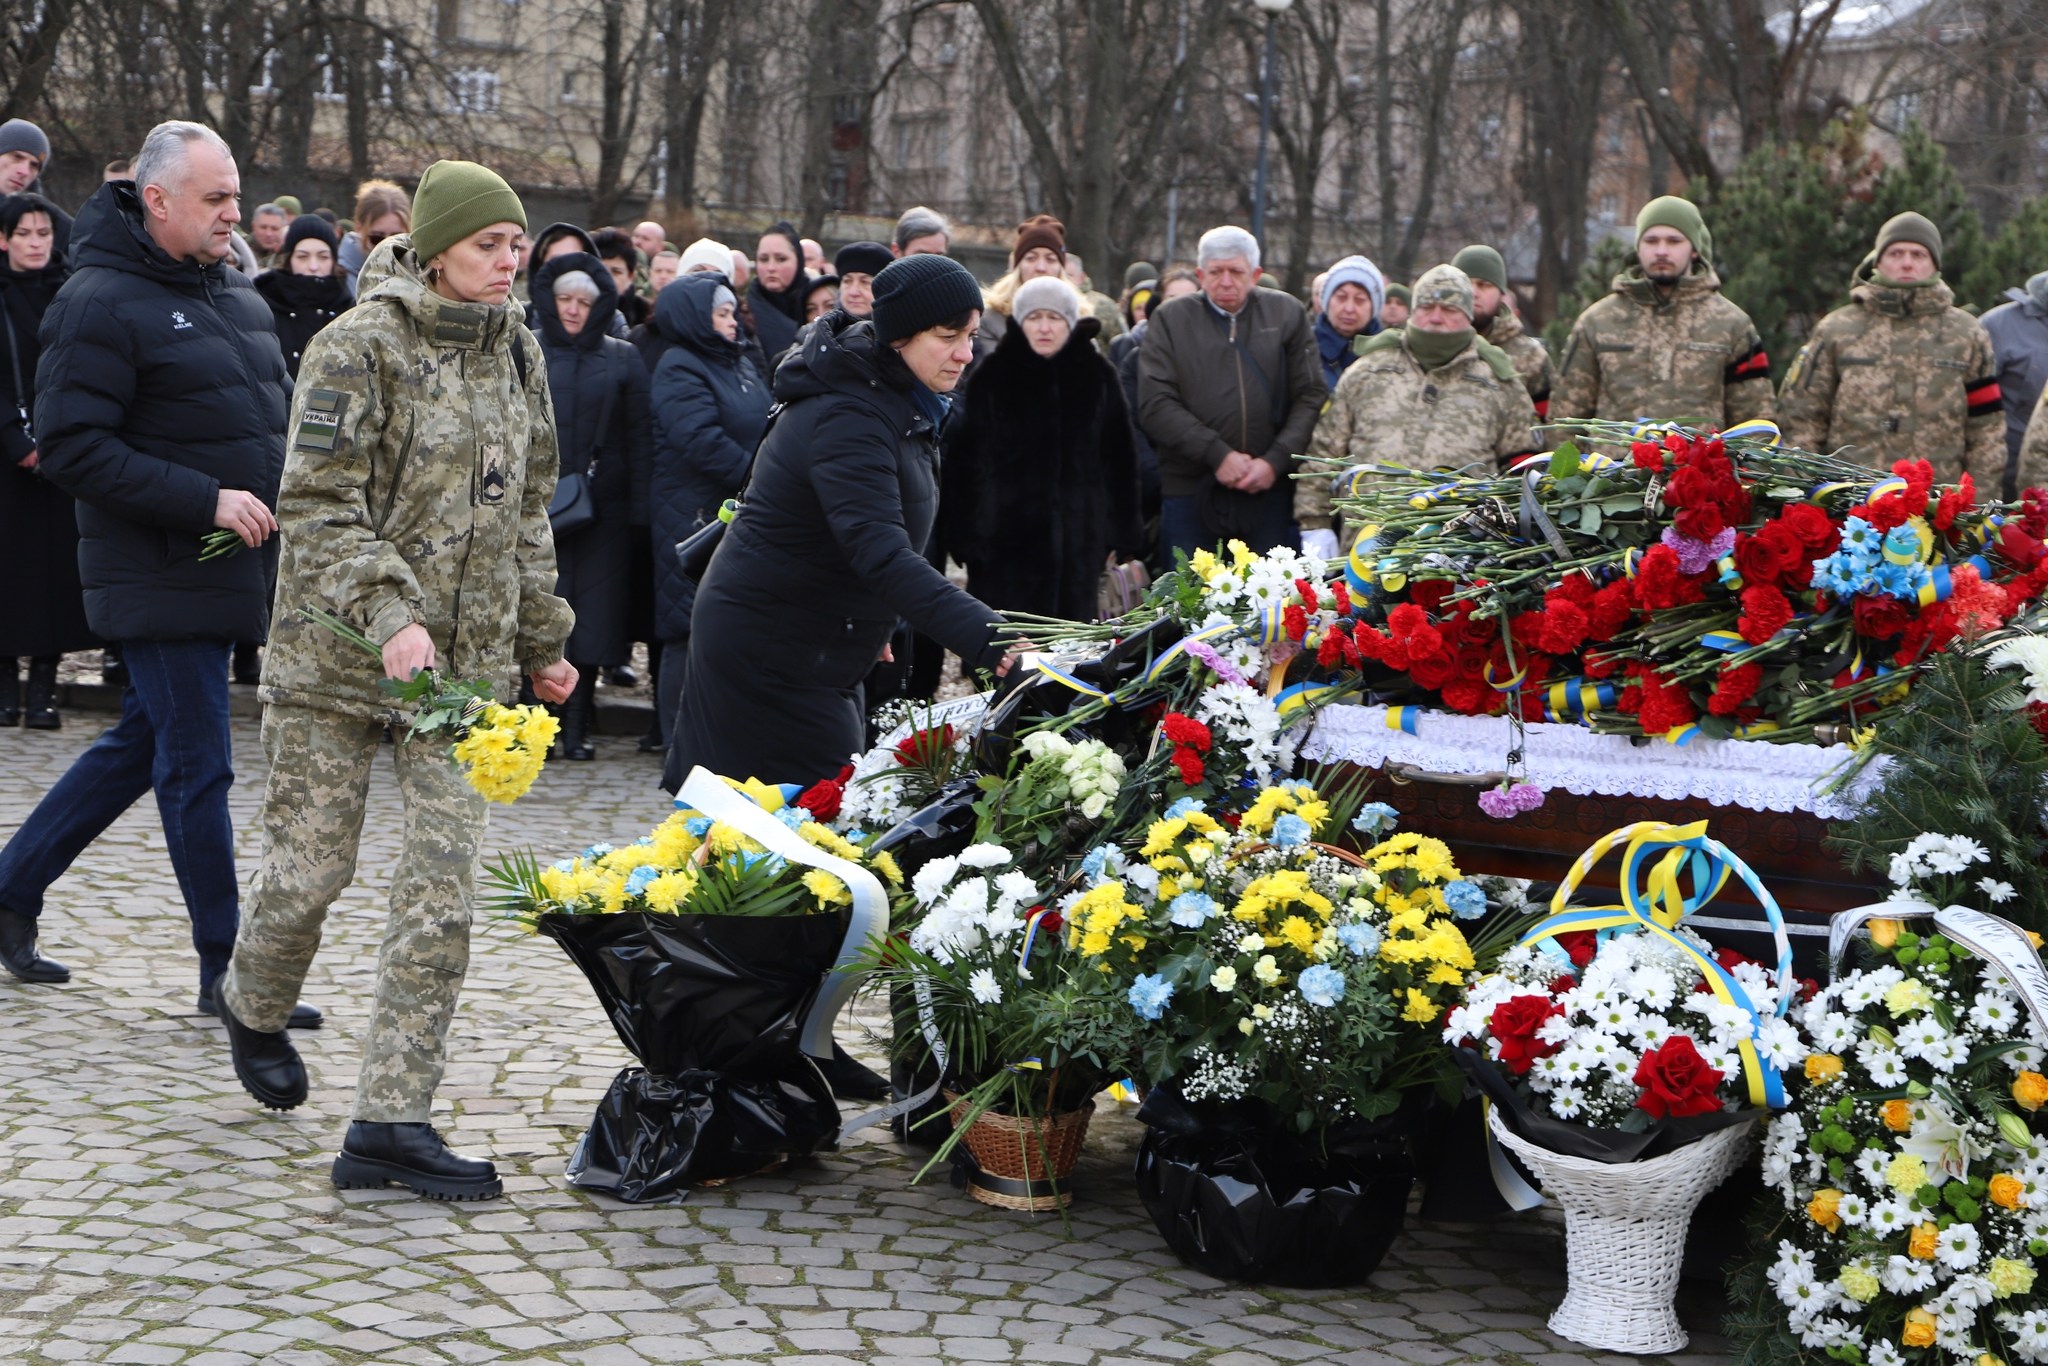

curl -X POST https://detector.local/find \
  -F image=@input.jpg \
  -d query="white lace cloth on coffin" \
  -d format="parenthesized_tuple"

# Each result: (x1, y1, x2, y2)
(1299, 704, 1890, 820)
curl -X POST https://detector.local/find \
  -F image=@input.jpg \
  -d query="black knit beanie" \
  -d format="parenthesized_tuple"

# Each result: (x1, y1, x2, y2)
(834, 240, 893, 280)
(282, 214, 339, 261)
(871, 255, 984, 343)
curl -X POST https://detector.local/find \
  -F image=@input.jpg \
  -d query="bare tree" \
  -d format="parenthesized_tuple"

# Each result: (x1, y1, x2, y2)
(0, 0, 81, 121)
(1516, 0, 1615, 320)
(652, 0, 734, 229)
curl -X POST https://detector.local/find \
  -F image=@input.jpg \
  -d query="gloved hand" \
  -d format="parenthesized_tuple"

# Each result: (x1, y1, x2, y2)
(1301, 527, 1340, 565)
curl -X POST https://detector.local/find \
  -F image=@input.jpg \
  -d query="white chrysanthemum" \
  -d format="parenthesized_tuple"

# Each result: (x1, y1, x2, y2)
(1881, 1254, 1938, 1296)
(967, 968, 1002, 1005)
(911, 854, 962, 906)
(959, 842, 1011, 869)
(1971, 992, 2021, 1032)
(1755, 1017, 1806, 1070)
(993, 869, 1039, 909)
(1864, 1198, 1914, 1236)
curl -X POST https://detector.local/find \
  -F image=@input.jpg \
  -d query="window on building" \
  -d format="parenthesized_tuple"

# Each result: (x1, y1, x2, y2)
(448, 67, 501, 113)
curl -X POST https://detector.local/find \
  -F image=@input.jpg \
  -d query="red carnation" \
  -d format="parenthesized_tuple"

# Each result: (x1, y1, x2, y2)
(1162, 713, 1212, 751)
(1632, 1035, 1726, 1119)
(1555, 931, 1598, 967)
(1588, 583, 1635, 640)
(1632, 440, 1664, 470)
(1708, 662, 1764, 717)
(1489, 995, 1564, 1076)
(1537, 600, 1591, 656)
(1634, 544, 1707, 610)
(1933, 474, 1977, 533)
(1283, 603, 1309, 642)
(1293, 578, 1320, 614)
(1170, 747, 1206, 786)
(1737, 584, 1793, 645)
(1441, 678, 1493, 714)
(1952, 566, 2010, 637)
(1331, 580, 1353, 615)
(1388, 603, 1431, 638)
(1637, 670, 1698, 734)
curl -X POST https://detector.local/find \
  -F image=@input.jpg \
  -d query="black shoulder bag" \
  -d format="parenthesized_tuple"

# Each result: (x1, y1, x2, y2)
(547, 340, 616, 538)
(674, 402, 784, 584)
(0, 291, 32, 457)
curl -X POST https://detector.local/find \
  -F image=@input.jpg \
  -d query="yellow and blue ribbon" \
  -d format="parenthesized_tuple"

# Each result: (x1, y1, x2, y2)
(1522, 821, 1794, 1109)
(1722, 419, 1781, 447)
(1384, 705, 1420, 735)
(1543, 677, 1616, 720)
(1030, 658, 1109, 699)
(1143, 621, 1243, 687)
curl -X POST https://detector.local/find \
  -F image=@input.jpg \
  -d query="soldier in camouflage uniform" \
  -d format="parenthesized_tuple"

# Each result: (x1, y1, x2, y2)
(1552, 196, 1775, 430)
(1453, 244, 1552, 420)
(219, 161, 576, 1202)
(1295, 264, 1540, 552)
(1778, 212, 2003, 476)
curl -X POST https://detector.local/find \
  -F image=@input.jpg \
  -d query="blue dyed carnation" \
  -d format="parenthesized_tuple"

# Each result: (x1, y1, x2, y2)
(1336, 921, 1381, 957)
(775, 806, 812, 830)
(1164, 796, 1207, 819)
(683, 816, 713, 838)
(1443, 879, 1488, 920)
(1352, 802, 1400, 837)
(625, 864, 661, 896)
(582, 842, 615, 860)
(1128, 973, 1175, 1021)
(1271, 813, 1312, 848)
(1297, 964, 1346, 1007)
(1168, 891, 1220, 928)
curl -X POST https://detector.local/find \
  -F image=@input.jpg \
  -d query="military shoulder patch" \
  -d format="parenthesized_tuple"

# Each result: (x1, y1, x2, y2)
(294, 389, 350, 451)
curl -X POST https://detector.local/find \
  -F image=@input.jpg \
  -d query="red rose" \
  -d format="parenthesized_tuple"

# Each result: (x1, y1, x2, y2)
(1035, 908, 1065, 936)
(795, 765, 855, 822)
(1732, 532, 1786, 588)
(1632, 1035, 1726, 1120)
(894, 724, 956, 767)
(2002, 522, 2048, 569)
(1778, 503, 1840, 554)
(2028, 702, 2048, 742)
(1555, 931, 1599, 967)
(1852, 593, 1917, 640)
(1489, 995, 1563, 1076)
(1410, 580, 1454, 613)
(1410, 652, 1456, 690)
(1673, 502, 1727, 542)
(1737, 584, 1793, 645)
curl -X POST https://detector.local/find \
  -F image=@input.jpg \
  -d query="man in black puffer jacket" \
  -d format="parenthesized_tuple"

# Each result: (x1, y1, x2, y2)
(0, 121, 295, 1016)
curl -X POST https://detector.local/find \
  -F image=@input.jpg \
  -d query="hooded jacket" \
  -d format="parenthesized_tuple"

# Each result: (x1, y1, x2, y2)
(1552, 259, 1774, 429)
(671, 312, 1002, 785)
(1314, 311, 1380, 391)
(940, 319, 1143, 621)
(1478, 303, 1553, 420)
(648, 274, 769, 642)
(32, 180, 289, 643)
(257, 234, 572, 722)
(1979, 273, 2048, 482)
(1778, 259, 2001, 476)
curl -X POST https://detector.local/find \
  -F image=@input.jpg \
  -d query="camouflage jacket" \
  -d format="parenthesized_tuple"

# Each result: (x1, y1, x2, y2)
(1777, 270, 2002, 477)
(2011, 386, 2048, 495)
(259, 236, 575, 723)
(1552, 262, 1774, 429)
(1480, 305, 1553, 420)
(1294, 330, 1539, 531)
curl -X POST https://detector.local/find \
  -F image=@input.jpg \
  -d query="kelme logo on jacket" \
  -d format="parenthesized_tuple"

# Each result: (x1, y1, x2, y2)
(171, 311, 193, 331)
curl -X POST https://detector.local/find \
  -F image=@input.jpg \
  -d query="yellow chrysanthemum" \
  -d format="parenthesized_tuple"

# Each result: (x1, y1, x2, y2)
(1080, 929, 1113, 956)
(597, 872, 631, 914)
(1278, 915, 1317, 957)
(707, 822, 764, 858)
(802, 869, 851, 906)
(1188, 548, 1221, 582)
(1228, 538, 1256, 568)
(1141, 816, 1190, 857)
(869, 850, 904, 887)
(797, 821, 862, 863)
(1401, 989, 1440, 1023)
(1408, 838, 1458, 884)
(642, 869, 697, 914)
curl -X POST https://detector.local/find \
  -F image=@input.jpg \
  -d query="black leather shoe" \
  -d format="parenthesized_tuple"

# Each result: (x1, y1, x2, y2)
(197, 985, 322, 1030)
(604, 665, 638, 688)
(332, 1122, 503, 1200)
(0, 905, 68, 983)
(820, 1043, 890, 1102)
(221, 997, 307, 1110)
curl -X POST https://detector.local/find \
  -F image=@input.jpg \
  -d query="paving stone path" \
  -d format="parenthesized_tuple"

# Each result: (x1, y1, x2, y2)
(0, 719, 1739, 1365)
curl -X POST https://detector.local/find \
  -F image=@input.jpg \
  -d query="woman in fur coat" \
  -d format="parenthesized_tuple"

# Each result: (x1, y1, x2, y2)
(941, 276, 1144, 621)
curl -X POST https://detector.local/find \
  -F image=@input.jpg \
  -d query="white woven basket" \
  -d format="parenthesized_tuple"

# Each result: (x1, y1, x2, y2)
(1488, 1109, 1756, 1355)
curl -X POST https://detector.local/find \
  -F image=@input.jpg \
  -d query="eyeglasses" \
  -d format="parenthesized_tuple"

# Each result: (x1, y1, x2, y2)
(366, 232, 392, 247)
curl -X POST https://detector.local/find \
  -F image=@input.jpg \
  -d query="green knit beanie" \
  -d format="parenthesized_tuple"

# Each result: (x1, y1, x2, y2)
(1635, 195, 1712, 264)
(410, 160, 526, 266)
(1385, 282, 1412, 306)
(273, 194, 303, 216)
(1876, 211, 1943, 269)
(1450, 244, 1508, 292)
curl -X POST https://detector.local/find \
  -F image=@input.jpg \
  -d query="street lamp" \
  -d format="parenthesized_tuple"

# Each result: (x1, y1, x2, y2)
(1250, 0, 1294, 253)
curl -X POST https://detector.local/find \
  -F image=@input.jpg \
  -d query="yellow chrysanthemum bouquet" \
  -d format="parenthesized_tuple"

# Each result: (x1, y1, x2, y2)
(304, 605, 556, 803)
(1066, 781, 1484, 1138)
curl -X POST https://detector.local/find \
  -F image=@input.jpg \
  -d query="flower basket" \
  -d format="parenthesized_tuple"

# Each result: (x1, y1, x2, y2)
(1133, 1087, 1418, 1287)
(944, 1093, 1094, 1211)
(1488, 1107, 1755, 1354)
(539, 907, 850, 1202)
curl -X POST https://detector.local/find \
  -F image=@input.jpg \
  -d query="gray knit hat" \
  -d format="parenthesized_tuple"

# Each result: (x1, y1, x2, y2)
(1013, 276, 1082, 330)
(0, 119, 49, 170)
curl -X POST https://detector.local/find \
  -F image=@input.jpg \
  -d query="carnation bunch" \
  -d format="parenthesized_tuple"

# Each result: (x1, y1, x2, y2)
(835, 707, 974, 833)
(1745, 913, 2048, 1365)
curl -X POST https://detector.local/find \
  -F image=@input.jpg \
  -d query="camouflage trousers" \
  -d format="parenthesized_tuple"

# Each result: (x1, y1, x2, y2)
(221, 704, 488, 1122)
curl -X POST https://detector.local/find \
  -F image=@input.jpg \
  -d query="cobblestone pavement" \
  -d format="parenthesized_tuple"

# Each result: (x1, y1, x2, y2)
(0, 718, 1738, 1366)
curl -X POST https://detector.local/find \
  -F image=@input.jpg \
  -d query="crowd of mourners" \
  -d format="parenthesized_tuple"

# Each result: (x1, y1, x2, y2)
(2, 113, 2047, 1196)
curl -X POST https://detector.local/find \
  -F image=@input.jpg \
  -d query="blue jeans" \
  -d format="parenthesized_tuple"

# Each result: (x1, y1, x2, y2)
(0, 640, 240, 988)
(1160, 484, 1301, 563)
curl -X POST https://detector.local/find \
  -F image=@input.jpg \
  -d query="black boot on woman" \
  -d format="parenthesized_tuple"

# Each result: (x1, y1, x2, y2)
(557, 670, 597, 760)
(23, 656, 58, 729)
(0, 659, 19, 727)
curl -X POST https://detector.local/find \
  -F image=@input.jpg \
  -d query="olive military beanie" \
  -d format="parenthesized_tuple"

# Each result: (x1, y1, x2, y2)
(1635, 195, 1712, 264)
(1875, 211, 1943, 269)
(1450, 244, 1509, 293)
(409, 160, 526, 265)
(871, 254, 985, 343)
(1385, 282, 1412, 308)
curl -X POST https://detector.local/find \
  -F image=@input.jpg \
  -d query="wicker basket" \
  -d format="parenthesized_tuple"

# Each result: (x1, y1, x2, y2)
(946, 1094, 1095, 1211)
(1488, 1109, 1755, 1354)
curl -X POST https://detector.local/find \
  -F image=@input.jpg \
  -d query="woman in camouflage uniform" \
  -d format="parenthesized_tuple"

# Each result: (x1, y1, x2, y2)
(219, 160, 577, 1202)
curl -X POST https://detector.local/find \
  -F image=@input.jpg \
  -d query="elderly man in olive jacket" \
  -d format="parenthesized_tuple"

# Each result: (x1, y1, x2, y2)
(1138, 225, 1324, 559)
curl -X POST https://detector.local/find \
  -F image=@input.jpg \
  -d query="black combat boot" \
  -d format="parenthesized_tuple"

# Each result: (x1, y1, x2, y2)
(557, 670, 597, 760)
(22, 656, 58, 730)
(331, 1122, 503, 1200)
(221, 996, 308, 1110)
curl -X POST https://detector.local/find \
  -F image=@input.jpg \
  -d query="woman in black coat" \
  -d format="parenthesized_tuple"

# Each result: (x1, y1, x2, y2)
(745, 219, 808, 366)
(0, 191, 95, 727)
(253, 215, 350, 380)
(942, 277, 1144, 621)
(648, 273, 770, 752)
(670, 255, 1014, 792)
(532, 251, 653, 758)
